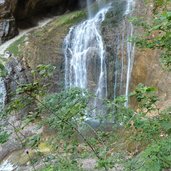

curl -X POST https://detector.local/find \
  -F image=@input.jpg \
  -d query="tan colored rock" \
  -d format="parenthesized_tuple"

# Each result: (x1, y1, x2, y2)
(130, 0, 171, 109)
(131, 48, 171, 110)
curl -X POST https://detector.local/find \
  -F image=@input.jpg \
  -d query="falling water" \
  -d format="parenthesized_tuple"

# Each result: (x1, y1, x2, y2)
(125, 0, 135, 106)
(86, 0, 93, 18)
(0, 160, 15, 171)
(0, 78, 6, 109)
(64, 2, 111, 116)
(64, 3, 111, 96)
(112, 0, 135, 106)
(64, 0, 135, 116)
(125, 0, 135, 15)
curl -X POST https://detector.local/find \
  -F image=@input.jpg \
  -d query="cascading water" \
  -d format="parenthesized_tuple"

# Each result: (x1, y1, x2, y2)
(87, 0, 93, 18)
(114, 0, 135, 106)
(64, 0, 135, 117)
(64, 2, 111, 117)
(113, 0, 135, 106)
(125, 21, 135, 106)
(64, 0, 135, 118)
(0, 78, 6, 109)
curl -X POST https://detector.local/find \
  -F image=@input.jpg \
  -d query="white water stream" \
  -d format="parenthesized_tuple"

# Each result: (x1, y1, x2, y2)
(64, 0, 135, 115)
(0, 160, 16, 171)
(64, 2, 112, 116)
(64, 4, 110, 93)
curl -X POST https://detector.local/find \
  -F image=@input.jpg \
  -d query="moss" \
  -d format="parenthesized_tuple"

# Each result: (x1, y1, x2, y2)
(0, 131, 10, 144)
(38, 142, 51, 153)
(6, 36, 26, 56)
(54, 10, 86, 27)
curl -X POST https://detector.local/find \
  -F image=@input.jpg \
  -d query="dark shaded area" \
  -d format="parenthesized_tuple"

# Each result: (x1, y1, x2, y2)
(14, 0, 85, 29)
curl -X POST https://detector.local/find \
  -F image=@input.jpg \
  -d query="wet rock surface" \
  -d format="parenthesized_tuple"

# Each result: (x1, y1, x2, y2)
(0, 0, 18, 44)
(0, 0, 85, 44)
(101, 0, 131, 99)
(4, 55, 32, 105)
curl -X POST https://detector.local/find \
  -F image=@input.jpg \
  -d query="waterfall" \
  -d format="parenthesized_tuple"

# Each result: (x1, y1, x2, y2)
(86, 0, 93, 18)
(64, 4, 110, 88)
(0, 160, 15, 171)
(64, 0, 135, 117)
(125, 0, 135, 106)
(0, 78, 6, 109)
(112, 0, 135, 105)
(64, 2, 111, 117)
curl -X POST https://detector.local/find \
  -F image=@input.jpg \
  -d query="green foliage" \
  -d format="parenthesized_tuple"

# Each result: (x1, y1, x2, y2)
(124, 84, 160, 142)
(1, 57, 171, 171)
(105, 96, 133, 125)
(124, 86, 171, 170)
(130, 83, 158, 113)
(0, 62, 7, 77)
(39, 165, 53, 171)
(40, 159, 83, 171)
(160, 51, 171, 70)
(0, 131, 10, 144)
(31, 64, 56, 79)
(128, 113, 162, 142)
(54, 10, 86, 27)
(53, 159, 83, 171)
(3, 64, 55, 118)
(126, 137, 171, 171)
(40, 88, 89, 138)
(133, 1, 171, 70)
(158, 109, 171, 134)
(25, 134, 41, 148)
(6, 36, 26, 56)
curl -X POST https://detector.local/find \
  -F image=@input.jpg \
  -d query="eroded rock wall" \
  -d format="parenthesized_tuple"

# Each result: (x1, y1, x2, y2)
(131, 0, 171, 109)
(0, 0, 18, 44)
(101, 0, 171, 109)
(0, 0, 84, 43)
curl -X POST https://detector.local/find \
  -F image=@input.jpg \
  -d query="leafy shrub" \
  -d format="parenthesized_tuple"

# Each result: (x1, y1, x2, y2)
(126, 136, 171, 171)
(130, 83, 158, 113)
(40, 88, 90, 138)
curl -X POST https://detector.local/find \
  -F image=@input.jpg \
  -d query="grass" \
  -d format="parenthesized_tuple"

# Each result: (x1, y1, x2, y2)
(0, 131, 10, 144)
(6, 36, 26, 57)
(54, 10, 86, 27)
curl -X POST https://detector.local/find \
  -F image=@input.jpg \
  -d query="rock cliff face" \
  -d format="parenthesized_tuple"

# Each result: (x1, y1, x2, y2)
(0, 0, 84, 43)
(0, 0, 18, 44)
(102, 0, 171, 108)
(131, 1, 171, 109)
(0, 10, 86, 164)
(3, 0, 171, 109)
